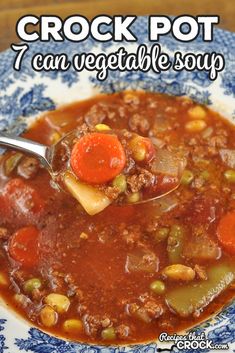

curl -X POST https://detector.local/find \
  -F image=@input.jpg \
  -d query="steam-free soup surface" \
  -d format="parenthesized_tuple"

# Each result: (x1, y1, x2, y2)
(0, 91, 234, 344)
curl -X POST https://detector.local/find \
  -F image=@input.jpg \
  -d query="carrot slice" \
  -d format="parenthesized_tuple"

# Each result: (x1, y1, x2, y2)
(9, 226, 40, 267)
(217, 211, 235, 255)
(4, 178, 44, 216)
(70, 133, 126, 184)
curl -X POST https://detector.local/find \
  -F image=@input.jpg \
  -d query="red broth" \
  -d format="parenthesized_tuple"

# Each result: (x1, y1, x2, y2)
(0, 91, 234, 344)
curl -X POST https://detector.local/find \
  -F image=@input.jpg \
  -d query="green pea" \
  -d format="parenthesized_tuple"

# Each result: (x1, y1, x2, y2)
(101, 327, 116, 341)
(224, 170, 235, 183)
(150, 280, 166, 295)
(127, 192, 140, 203)
(155, 227, 169, 242)
(24, 278, 42, 293)
(112, 174, 127, 193)
(180, 170, 194, 185)
(200, 170, 210, 180)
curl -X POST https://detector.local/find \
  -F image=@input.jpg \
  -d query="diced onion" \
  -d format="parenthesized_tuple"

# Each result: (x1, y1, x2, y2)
(125, 248, 159, 273)
(151, 148, 187, 177)
(219, 149, 235, 169)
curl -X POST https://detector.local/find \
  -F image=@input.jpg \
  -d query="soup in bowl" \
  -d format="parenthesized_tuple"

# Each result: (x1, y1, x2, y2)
(0, 91, 234, 346)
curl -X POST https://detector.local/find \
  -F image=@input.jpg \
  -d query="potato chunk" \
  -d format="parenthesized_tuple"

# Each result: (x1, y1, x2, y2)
(63, 172, 111, 215)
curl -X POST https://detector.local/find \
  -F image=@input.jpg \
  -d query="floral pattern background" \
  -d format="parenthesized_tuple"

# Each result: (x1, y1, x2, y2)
(0, 16, 234, 353)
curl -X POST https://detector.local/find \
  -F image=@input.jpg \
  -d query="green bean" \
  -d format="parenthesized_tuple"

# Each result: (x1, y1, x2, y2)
(23, 278, 42, 293)
(166, 263, 235, 317)
(180, 170, 194, 185)
(112, 174, 127, 193)
(167, 225, 185, 264)
(224, 170, 235, 183)
(101, 327, 116, 340)
(150, 280, 166, 294)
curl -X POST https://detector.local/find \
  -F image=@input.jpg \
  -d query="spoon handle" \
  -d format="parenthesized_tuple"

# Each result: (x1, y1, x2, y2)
(0, 134, 51, 169)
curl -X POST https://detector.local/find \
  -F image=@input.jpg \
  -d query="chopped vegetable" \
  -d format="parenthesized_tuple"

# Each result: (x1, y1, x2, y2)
(127, 192, 140, 204)
(185, 120, 207, 132)
(63, 319, 83, 333)
(188, 106, 207, 120)
(44, 293, 70, 314)
(180, 170, 194, 185)
(101, 327, 116, 341)
(150, 280, 166, 294)
(125, 249, 159, 273)
(70, 132, 126, 184)
(24, 278, 42, 293)
(4, 153, 23, 176)
(162, 264, 195, 281)
(95, 124, 111, 131)
(200, 170, 210, 180)
(217, 211, 235, 254)
(112, 174, 127, 193)
(154, 227, 169, 242)
(9, 226, 39, 267)
(151, 148, 186, 177)
(224, 169, 235, 183)
(40, 305, 58, 327)
(166, 263, 235, 317)
(167, 225, 185, 263)
(129, 136, 155, 162)
(64, 172, 111, 215)
(130, 138, 147, 161)
(219, 149, 235, 169)
(3, 178, 44, 216)
(183, 234, 221, 260)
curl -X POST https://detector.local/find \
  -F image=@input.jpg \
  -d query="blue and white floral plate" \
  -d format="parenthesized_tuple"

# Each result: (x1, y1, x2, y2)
(0, 16, 234, 353)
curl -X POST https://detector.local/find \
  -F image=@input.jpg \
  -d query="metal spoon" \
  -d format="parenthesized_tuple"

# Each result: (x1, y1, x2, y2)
(0, 131, 185, 206)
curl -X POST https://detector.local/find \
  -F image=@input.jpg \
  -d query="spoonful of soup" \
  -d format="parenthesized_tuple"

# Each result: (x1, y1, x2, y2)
(0, 123, 186, 215)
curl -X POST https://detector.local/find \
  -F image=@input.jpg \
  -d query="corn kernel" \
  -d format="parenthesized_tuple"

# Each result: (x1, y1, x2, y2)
(50, 132, 61, 144)
(162, 264, 195, 281)
(185, 120, 207, 132)
(63, 319, 83, 333)
(95, 124, 111, 131)
(188, 106, 207, 120)
(40, 305, 58, 327)
(44, 293, 70, 314)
